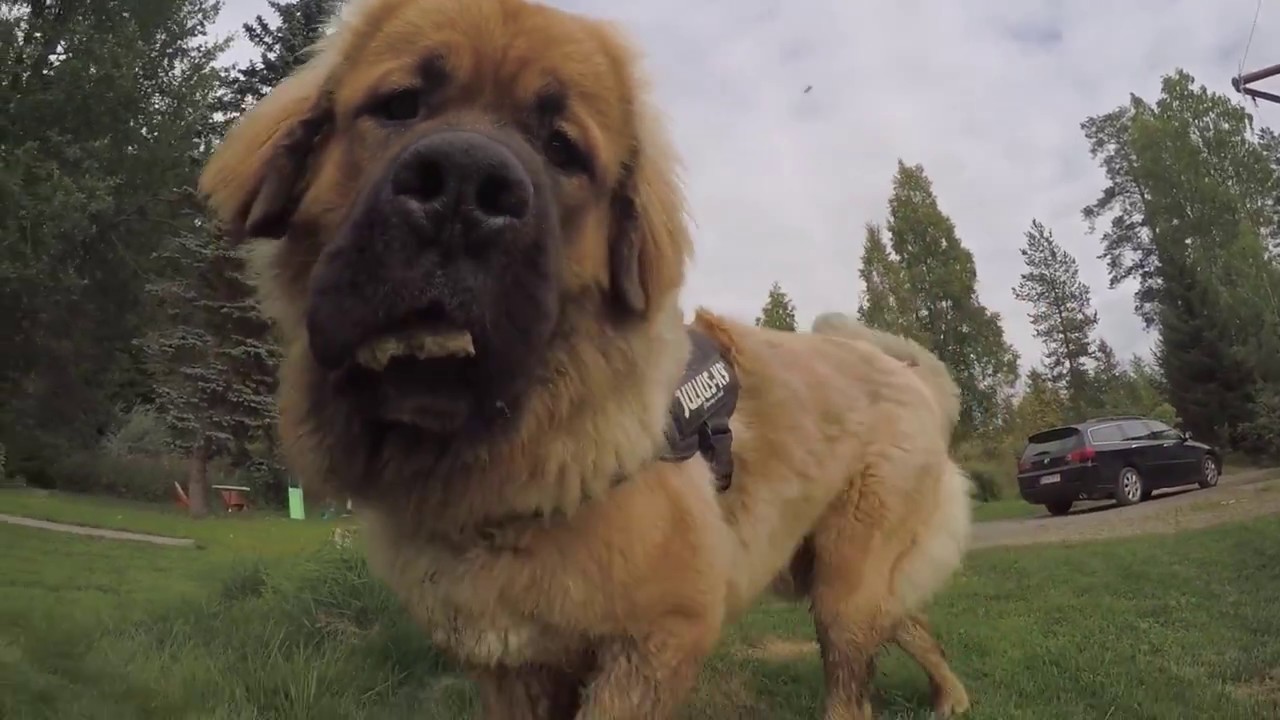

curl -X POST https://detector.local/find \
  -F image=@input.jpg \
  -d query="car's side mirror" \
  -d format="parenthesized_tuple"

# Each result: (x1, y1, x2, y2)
(1181, 430, 1193, 441)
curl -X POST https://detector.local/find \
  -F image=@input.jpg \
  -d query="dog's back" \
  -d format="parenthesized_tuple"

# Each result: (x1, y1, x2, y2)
(810, 312, 962, 437)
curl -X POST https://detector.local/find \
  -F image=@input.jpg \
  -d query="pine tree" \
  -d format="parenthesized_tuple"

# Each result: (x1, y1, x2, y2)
(221, 0, 343, 114)
(881, 160, 1020, 434)
(145, 0, 340, 514)
(143, 213, 281, 515)
(756, 281, 799, 331)
(1011, 219, 1098, 412)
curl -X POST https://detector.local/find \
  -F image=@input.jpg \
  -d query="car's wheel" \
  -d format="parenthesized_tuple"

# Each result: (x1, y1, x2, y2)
(1045, 500, 1073, 516)
(1115, 466, 1144, 506)
(1197, 455, 1220, 489)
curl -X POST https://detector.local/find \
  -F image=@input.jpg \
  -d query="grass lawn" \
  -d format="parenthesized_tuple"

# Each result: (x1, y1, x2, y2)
(3, 490, 1279, 719)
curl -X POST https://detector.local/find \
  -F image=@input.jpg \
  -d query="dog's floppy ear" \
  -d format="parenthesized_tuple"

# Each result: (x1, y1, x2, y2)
(199, 56, 334, 243)
(607, 72, 693, 318)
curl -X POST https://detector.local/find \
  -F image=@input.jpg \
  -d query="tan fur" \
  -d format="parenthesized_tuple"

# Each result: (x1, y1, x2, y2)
(810, 312, 971, 715)
(198, 1, 974, 718)
(811, 312, 963, 435)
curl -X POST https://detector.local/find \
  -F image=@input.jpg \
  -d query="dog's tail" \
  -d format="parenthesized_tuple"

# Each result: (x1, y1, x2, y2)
(810, 312, 962, 434)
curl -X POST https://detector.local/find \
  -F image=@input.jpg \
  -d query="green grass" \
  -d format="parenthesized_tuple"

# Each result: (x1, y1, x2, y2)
(2, 491, 1279, 719)
(0, 488, 344, 555)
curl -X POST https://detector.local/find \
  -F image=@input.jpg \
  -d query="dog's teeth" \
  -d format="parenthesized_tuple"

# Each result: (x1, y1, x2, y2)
(375, 338, 403, 367)
(355, 331, 475, 369)
(410, 331, 475, 359)
(356, 344, 384, 370)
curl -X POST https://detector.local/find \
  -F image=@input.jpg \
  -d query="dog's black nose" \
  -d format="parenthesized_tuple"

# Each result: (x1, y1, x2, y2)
(390, 131, 534, 233)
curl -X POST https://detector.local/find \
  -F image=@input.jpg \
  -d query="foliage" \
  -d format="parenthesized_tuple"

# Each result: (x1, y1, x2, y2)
(139, 0, 340, 509)
(141, 218, 282, 472)
(101, 405, 174, 458)
(1012, 219, 1099, 414)
(219, 0, 341, 114)
(0, 0, 231, 463)
(859, 161, 1020, 435)
(1082, 69, 1280, 453)
(755, 281, 799, 331)
(855, 222, 909, 330)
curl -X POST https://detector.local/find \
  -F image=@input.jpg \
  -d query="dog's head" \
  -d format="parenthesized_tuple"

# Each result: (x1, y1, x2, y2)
(200, 0, 691, 439)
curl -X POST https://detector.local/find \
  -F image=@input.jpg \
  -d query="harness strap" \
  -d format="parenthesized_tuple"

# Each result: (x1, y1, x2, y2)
(658, 327, 740, 492)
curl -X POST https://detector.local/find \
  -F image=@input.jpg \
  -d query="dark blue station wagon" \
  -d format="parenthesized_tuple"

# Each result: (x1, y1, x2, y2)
(1016, 415, 1222, 516)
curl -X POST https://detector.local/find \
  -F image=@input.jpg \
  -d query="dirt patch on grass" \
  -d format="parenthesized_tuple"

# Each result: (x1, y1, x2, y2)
(974, 468, 1280, 549)
(737, 637, 818, 662)
(1235, 668, 1280, 706)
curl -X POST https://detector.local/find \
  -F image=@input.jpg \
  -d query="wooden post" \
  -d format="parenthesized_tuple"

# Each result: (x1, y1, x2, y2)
(187, 435, 211, 518)
(1234, 62, 1280, 105)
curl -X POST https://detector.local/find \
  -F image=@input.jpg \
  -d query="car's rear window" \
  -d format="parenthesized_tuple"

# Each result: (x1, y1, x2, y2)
(1088, 423, 1125, 443)
(1022, 427, 1083, 460)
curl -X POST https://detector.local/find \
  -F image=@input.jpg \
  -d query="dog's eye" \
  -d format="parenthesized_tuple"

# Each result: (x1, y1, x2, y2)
(544, 128, 590, 175)
(371, 89, 420, 122)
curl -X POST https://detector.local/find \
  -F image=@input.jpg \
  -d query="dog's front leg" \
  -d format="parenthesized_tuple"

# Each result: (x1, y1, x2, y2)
(574, 619, 718, 720)
(474, 665, 582, 720)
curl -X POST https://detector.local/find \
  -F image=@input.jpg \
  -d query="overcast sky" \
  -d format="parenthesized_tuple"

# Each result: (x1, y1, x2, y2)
(209, 0, 1280, 371)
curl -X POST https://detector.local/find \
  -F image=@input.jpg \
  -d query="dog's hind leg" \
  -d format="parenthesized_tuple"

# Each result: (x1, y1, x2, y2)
(890, 613, 970, 718)
(807, 494, 899, 720)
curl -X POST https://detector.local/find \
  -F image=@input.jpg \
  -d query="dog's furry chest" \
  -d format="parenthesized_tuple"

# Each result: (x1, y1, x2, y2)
(363, 524, 584, 668)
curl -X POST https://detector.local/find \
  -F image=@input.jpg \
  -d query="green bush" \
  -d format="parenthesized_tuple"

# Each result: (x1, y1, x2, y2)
(964, 462, 1008, 502)
(44, 451, 185, 503)
(101, 405, 173, 458)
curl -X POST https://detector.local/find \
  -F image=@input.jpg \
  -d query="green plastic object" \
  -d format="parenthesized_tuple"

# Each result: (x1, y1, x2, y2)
(287, 486, 306, 520)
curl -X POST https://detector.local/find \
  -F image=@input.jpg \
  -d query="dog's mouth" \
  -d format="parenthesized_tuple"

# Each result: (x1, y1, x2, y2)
(353, 327, 476, 371)
(337, 322, 482, 432)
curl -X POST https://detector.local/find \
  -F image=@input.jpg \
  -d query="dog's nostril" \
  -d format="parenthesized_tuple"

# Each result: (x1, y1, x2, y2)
(394, 157, 447, 204)
(474, 170, 530, 220)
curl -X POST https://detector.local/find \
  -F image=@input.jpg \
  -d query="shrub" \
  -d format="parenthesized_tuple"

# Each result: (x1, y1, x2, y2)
(45, 451, 185, 503)
(964, 462, 1007, 502)
(101, 405, 172, 458)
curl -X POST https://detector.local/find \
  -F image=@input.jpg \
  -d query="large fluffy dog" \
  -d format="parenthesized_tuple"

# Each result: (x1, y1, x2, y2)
(198, 0, 973, 717)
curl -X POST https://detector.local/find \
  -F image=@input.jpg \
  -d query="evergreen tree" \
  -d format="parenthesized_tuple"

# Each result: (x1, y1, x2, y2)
(1012, 219, 1098, 412)
(143, 212, 280, 515)
(756, 281, 799, 331)
(221, 0, 342, 114)
(881, 160, 1020, 434)
(856, 222, 910, 333)
(145, 0, 339, 513)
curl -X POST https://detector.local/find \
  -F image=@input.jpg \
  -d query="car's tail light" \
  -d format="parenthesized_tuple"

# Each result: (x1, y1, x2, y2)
(1016, 459, 1031, 472)
(1067, 447, 1096, 464)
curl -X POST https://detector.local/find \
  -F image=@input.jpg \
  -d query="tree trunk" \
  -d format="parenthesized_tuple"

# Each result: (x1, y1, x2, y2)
(187, 435, 211, 518)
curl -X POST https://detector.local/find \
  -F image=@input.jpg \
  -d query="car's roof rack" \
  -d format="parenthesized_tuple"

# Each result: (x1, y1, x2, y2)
(1084, 415, 1145, 423)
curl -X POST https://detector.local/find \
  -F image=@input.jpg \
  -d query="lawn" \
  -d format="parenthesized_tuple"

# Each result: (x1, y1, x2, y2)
(2, 489, 1279, 719)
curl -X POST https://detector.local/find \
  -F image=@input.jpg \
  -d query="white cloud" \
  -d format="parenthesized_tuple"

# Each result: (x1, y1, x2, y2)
(209, 0, 1280, 369)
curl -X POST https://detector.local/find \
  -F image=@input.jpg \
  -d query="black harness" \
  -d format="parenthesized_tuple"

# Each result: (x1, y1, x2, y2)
(658, 328, 740, 492)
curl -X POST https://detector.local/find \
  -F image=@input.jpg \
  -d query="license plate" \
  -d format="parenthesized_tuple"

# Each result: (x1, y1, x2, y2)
(1039, 474, 1061, 485)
